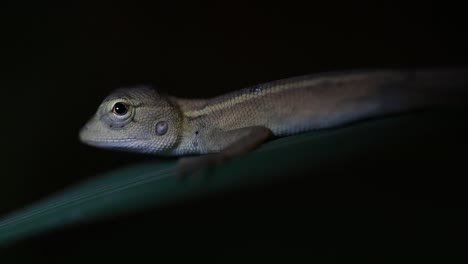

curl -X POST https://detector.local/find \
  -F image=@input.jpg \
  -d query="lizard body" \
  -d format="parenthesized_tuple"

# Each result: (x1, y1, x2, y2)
(79, 68, 468, 170)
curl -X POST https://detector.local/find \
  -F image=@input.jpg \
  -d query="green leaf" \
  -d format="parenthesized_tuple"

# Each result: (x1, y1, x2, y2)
(0, 109, 465, 246)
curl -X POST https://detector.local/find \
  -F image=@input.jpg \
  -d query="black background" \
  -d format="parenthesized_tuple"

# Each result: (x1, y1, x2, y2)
(1, 1, 467, 262)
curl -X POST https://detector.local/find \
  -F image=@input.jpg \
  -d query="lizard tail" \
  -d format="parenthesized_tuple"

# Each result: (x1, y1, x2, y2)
(379, 67, 468, 113)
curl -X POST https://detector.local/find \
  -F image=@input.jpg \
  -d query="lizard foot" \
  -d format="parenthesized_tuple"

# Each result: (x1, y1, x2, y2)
(176, 153, 227, 180)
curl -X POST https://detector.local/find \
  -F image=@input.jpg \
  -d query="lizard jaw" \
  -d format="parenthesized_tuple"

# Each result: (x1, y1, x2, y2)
(79, 136, 139, 148)
(78, 124, 137, 147)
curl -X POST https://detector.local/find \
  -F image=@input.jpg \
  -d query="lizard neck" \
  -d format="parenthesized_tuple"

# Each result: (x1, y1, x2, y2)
(167, 96, 210, 155)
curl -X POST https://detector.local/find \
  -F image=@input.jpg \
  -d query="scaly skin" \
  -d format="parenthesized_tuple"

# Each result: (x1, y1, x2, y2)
(79, 68, 468, 171)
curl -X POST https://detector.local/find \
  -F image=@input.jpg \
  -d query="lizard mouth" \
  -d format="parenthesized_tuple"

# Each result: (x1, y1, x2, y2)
(79, 136, 139, 148)
(78, 122, 142, 148)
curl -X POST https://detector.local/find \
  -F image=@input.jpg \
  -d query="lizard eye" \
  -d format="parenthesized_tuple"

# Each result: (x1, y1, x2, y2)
(155, 121, 168, 136)
(112, 102, 129, 116)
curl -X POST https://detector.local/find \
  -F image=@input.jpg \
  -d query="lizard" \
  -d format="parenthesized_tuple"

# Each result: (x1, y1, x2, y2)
(79, 68, 468, 173)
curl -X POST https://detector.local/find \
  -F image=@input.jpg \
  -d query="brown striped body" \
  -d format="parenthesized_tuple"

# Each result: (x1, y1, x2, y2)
(80, 68, 468, 156)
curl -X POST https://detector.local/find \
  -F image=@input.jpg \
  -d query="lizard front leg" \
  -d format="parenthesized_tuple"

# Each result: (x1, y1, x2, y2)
(177, 126, 272, 175)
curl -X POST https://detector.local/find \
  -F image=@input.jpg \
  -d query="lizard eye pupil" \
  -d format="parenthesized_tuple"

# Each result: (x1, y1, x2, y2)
(113, 102, 128, 115)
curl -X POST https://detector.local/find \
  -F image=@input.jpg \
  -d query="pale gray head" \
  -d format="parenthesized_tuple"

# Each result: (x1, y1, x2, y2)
(79, 86, 182, 154)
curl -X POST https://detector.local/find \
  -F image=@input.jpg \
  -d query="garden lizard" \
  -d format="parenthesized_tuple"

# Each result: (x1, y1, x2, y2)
(79, 68, 468, 173)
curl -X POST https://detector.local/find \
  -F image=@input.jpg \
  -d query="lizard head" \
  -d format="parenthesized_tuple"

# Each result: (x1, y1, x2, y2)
(79, 86, 183, 155)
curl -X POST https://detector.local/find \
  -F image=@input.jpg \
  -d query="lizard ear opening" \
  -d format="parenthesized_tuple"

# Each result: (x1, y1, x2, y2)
(155, 121, 168, 136)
